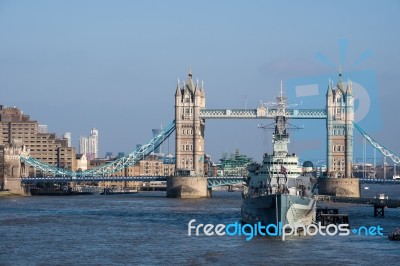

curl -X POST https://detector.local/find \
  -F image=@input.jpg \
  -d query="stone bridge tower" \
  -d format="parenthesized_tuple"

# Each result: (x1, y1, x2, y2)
(320, 71, 359, 197)
(326, 72, 353, 178)
(174, 67, 205, 176)
(1, 142, 29, 195)
(167, 67, 208, 198)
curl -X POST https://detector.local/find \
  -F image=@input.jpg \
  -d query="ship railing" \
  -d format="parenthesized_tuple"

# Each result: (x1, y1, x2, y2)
(245, 189, 270, 199)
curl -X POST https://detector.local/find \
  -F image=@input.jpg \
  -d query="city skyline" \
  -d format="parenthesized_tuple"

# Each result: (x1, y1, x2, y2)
(1, 1, 399, 163)
(79, 128, 99, 160)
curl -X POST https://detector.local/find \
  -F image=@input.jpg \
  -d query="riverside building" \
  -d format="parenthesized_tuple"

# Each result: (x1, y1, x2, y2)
(0, 105, 76, 175)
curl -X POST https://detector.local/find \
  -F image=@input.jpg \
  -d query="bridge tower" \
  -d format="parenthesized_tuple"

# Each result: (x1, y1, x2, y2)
(1, 142, 30, 195)
(167, 67, 209, 198)
(320, 71, 359, 197)
(174, 67, 205, 176)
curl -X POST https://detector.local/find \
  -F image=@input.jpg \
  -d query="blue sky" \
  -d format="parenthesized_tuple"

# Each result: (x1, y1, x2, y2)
(1, 0, 399, 164)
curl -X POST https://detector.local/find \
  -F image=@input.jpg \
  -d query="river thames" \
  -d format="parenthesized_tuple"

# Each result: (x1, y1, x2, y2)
(1, 184, 399, 265)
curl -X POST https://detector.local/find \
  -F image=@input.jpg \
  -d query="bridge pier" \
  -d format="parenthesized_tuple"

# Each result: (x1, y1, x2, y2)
(166, 176, 209, 198)
(317, 178, 360, 197)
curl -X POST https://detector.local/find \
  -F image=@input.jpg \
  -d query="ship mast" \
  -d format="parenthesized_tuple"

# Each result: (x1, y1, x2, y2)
(273, 81, 289, 157)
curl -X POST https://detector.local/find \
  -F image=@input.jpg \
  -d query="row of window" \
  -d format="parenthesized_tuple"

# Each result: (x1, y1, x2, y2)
(333, 145, 345, 152)
(182, 129, 193, 135)
(333, 158, 345, 162)
(143, 168, 162, 171)
(334, 108, 345, 114)
(335, 97, 345, 103)
(8, 132, 36, 135)
(259, 171, 301, 175)
(332, 129, 345, 135)
(181, 108, 193, 114)
(181, 158, 193, 163)
(182, 144, 193, 151)
(265, 162, 298, 165)
(4, 138, 54, 142)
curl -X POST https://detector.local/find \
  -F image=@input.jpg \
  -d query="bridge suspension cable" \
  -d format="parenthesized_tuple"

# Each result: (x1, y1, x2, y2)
(80, 120, 175, 177)
(353, 122, 400, 164)
(20, 120, 176, 177)
(20, 156, 75, 177)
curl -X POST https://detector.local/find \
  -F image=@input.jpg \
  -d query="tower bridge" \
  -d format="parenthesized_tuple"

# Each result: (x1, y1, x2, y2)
(4, 68, 400, 197)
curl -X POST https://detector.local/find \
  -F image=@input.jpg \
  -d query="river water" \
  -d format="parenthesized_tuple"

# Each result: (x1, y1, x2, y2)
(1, 184, 399, 265)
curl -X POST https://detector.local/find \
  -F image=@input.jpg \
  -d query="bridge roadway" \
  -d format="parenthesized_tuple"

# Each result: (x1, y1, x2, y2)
(200, 108, 327, 119)
(361, 178, 400, 184)
(20, 176, 245, 188)
(314, 195, 400, 208)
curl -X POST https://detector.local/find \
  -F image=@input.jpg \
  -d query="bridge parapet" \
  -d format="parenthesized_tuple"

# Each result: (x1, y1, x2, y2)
(314, 195, 400, 208)
(200, 108, 327, 119)
(21, 175, 246, 189)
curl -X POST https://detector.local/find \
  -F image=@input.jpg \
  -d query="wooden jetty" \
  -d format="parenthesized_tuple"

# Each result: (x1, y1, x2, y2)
(314, 194, 400, 217)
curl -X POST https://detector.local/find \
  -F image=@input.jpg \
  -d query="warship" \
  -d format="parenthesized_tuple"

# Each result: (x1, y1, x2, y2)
(241, 87, 316, 228)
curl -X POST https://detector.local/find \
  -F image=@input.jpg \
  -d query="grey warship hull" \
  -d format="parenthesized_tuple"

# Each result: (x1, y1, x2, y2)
(241, 193, 316, 226)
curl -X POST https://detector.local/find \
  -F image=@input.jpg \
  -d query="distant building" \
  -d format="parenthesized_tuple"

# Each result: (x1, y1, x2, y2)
(79, 128, 99, 160)
(79, 136, 88, 155)
(152, 129, 162, 154)
(204, 154, 213, 177)
(105, 152, 113, 160)
(91, 154, 176, 178)
(0, 105, 76, 174)
(89, 128, 98, 159)
(75, 154, 88, 171)
(38, 124, 48, 133)
(218, 149, 253, 176)
(63, 132, 71, 147)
